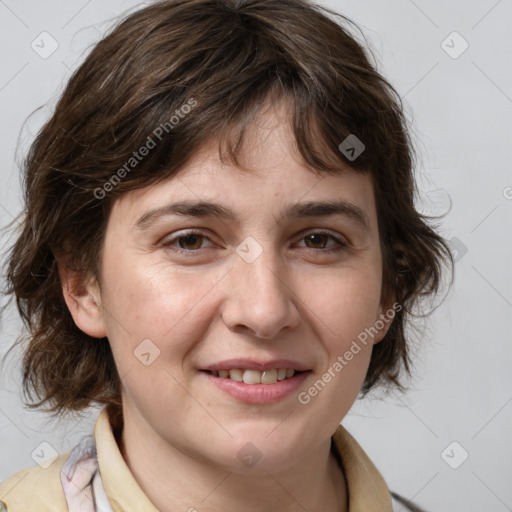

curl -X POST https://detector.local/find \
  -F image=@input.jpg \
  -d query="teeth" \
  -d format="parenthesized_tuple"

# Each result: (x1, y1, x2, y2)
(242, 370, 261, 384)
(210, 368, 299, 384)
(229, 369, 243, 382)
(261, 369, 277, 384)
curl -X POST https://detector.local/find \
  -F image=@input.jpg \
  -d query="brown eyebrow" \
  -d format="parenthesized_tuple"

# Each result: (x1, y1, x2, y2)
(135, 200, 371, 231)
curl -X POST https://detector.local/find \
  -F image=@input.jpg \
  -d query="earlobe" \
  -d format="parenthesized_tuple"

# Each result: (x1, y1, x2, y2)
(57, 263, 107, 339)
(373, 301, 397, 345)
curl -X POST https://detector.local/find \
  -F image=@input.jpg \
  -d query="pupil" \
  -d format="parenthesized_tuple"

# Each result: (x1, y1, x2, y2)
(307, 234, 326, 248)
(180, 235, 201, 250)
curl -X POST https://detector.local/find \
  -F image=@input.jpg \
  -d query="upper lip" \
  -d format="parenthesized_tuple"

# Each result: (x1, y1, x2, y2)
(200, 358, 311, 372)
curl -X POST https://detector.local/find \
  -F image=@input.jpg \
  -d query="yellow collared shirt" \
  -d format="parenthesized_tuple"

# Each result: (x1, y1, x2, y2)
(0, 406, 395, 511)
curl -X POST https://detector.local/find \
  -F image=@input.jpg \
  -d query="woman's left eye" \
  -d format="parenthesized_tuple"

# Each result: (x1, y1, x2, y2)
(295, 232, 348, 253)
(162, 230, 348, 256)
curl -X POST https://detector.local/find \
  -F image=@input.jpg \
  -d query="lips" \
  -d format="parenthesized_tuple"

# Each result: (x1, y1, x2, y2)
(205, 368, 300, 384)
(199, 359, 311, 399)
(201, 368, 311, 404)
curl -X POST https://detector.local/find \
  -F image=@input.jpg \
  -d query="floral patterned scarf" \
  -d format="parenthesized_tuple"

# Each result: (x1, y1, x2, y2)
(60, 435, 113, 512)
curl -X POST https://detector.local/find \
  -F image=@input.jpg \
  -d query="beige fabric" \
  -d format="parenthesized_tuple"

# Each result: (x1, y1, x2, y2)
(95, 408, 158, 512)
(332, 427, 393, 512)
(0, 407, 392, 511)
(0, 451, 70, 510)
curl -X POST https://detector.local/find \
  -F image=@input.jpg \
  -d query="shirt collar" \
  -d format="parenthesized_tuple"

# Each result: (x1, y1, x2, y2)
(95, 406, 392, 512)
(95, 406, 158, 512)
(331, 425, 393, 511)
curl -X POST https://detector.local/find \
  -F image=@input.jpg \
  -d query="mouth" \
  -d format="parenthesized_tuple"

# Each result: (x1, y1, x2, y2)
(198, 360, 312, 404)
(201, 368, 306, 385)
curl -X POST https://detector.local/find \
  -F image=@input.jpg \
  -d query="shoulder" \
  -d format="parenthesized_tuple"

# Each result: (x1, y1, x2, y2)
(0, 452, 70, 511)
(330, 425, 428, 512)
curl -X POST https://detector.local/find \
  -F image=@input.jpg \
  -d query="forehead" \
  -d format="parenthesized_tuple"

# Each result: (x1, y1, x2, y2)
(109, 101, 377, 230)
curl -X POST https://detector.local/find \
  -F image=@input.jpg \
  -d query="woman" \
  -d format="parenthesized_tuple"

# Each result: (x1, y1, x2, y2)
(0, 0, 451, 510)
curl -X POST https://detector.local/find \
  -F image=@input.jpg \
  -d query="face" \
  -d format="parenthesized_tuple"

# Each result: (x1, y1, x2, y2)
(65, 101, 391, 473)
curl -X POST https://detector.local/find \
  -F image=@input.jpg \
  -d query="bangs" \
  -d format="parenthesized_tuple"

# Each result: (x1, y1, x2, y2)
(212, 85, 363, 179)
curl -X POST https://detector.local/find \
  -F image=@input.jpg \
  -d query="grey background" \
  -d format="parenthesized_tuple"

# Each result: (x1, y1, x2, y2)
(1, 1, 511, 510)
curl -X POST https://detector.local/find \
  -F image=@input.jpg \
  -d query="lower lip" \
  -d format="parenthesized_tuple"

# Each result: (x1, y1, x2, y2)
(200, 371, 311, 404)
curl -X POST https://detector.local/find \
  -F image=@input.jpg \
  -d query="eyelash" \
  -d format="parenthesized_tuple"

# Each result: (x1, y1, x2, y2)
(162, 230, 349, 257)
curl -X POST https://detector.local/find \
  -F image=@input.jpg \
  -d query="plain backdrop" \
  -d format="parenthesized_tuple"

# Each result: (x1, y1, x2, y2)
(0, 1, 511, 511)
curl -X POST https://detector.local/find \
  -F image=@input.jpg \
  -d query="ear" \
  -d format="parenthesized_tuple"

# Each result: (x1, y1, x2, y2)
(57, 261, 107, 339)
(372, 299, 399, 345)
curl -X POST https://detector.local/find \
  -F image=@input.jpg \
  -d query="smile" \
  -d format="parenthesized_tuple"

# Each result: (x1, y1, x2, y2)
(200, 369, 311, 404)
(206, 368, 301, 384)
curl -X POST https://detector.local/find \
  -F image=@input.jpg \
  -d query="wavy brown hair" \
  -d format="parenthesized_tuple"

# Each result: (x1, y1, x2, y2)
(2, 0, 452, 418)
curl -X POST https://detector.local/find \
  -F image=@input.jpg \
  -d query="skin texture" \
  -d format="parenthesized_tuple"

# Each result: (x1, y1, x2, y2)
(59, 100, 392, 512)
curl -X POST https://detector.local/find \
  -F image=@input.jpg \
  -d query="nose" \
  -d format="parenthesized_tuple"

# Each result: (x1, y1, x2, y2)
(220, 245, 301, 340)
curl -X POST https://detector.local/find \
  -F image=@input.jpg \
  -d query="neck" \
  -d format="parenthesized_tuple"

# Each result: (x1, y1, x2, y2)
(118, 408, 348, 512)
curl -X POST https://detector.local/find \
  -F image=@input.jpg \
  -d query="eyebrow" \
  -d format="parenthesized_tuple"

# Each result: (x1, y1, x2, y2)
(135, 199, 371, 231)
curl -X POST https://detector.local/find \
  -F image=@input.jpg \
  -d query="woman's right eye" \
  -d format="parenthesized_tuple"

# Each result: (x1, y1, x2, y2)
(162, 230, 214, 255)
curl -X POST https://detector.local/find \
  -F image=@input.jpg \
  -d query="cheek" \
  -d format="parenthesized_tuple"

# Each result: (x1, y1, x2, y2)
(98, 260, 221, 414)
(299, 266, 382, 396)
(100, 254, 224, 361)
(293, 273, 379, 432)
(303, 267, 382, 343)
